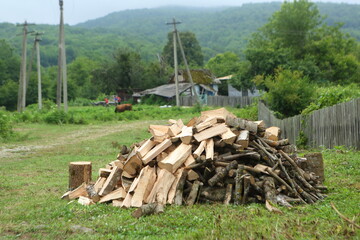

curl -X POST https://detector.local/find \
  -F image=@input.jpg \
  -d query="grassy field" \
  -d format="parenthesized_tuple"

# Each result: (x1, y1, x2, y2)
(0, 106, 359, 239)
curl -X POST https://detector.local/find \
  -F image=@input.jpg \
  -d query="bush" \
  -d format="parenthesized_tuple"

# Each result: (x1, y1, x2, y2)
(0, 111, 14, 141)
(257, 68, 315, 118)
(302, 83, 360, 115)
(44, 110, 69, 124)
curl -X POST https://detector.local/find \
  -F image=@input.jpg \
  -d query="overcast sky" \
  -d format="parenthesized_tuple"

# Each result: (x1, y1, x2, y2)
(1, 0, 359, 25)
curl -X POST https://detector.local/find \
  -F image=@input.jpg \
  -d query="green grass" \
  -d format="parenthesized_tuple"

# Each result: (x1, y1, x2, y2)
(0, 106, 359, 239)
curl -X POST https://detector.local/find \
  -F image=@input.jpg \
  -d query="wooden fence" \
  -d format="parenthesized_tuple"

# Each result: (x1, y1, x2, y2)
(180, 96, 255, 108)
(258, 98, 360, 149)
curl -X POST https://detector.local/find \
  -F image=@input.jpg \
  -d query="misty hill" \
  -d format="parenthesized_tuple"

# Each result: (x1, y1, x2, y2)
(0, 2, 359, 67)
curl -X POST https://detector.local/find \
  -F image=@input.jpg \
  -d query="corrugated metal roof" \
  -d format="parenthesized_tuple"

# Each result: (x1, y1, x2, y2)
(133, 83, 192, 98)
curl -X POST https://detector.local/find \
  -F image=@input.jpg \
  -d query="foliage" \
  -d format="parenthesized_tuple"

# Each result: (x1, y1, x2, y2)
(302, 84, 360, 115)
(205, 52, 241, 77)
(141, 95, 173, 106)
(0, 110, 14, 141)
(244, 0, 360, 91)
(258, 68, 315, 117)
(162, 31, 204, 67)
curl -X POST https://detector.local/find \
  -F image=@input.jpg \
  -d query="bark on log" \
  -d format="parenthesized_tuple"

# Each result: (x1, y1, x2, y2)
(132, 203, 164, 218)
(208, 160, 238, 187)
(303, 152, 324, 183)
(186, 180, 202, 206)
(68, 161, 92, 190)
(174, 170, 188, 205)
(234, 166, 244, 204)
(200, 186, 227, 201)
(224, 184, 233, 205)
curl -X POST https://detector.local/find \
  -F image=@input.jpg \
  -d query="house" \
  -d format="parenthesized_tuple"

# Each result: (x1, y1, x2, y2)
(133, 69, 219, 102)
(214, 75, 260, 97)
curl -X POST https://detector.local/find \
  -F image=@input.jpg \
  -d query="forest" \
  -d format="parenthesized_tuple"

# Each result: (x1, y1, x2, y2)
(0, 1, 359, 116)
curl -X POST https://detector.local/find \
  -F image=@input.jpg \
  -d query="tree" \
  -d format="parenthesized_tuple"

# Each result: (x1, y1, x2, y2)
(245, 0, 360, 87)
(162, 31, 204, 68)
(205, 52, 241, 77)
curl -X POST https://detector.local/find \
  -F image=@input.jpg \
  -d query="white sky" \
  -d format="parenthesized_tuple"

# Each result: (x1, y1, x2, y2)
(0, 0, 359, 25)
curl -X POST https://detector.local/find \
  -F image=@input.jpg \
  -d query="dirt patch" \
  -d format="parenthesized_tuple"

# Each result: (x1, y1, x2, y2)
(0, 121, 154, 159)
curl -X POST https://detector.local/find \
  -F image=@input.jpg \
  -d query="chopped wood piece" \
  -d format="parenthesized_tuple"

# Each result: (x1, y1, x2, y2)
(112, 200, 123, 207)
(86, 184, 100, 203)
(224, 184, 233, 205)
(242, 175, 251, 204)
(149, 125, 170, 143)
(303, 153, 324, 183)
(195, 117, 217, 132)
(68, 161, 92, 190)
(132, 203, 164, 218)
(205, 138, 214, 160)
(136, 139, 156, 159)
(78, 196, 94, 206)
(200, 186, 226, 201)
(158, 143, 192, 173)
(99, 166, 122, 196)
(98, 168, 112, 178)
(186, 117, 198, 127)
(186, 180, 202, 205)
(93, 177, 106, 193)
(187, 169, 200, 181)
(236, 130, 249, 149)
(131, 166, 157, 207)
(179, 126, 193, 144)
(121, 192, 133, 208)
(234, 167, 244, 204)
(167, 168, 184, 204)
(254, 120, 266, 130)
(194, 124, 228, 142)
(99, 187, 126, 203)
(62, 182, 88, 200)
(193, 140, 206, 158)
(265, 200, 283, 214)
(219, 152, 261, 162)
(156, 152, 168, 162)
(146, 169, 175, 204)
(225, 116, 258, 133)
(168, 123, 182, 137)
(264, 127, 280, 141)
(142, 139, 172, 165)
(221, 127, 237, 145)
(200, 107, 236, 122)
(174, 170, 188, 205)
(123, 147, 143, 176)
(184, 154, 196, 167)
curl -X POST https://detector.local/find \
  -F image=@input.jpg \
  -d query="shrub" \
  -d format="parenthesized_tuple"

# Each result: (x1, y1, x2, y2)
(0, 111, 14, 141)
(44, 110, 69, 124)
(257, 68, 315, 118)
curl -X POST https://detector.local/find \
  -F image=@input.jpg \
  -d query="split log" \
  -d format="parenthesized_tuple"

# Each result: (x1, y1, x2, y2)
(193, 124, 228, 142)
(78, 196, 94, 206)
(262, 138, 289, 148)
(224, 184, 233, 205)
(99, 187, 126, 203)
(242, 175, 251, 204)
(186, 180, 202, 206)
(131, 166, 157, 207)
(146, 169, 175, 204)
(61, 182, 88, 200)
(236, 130, 249, 149)
(167, 168, 185, 204)
(93, 177, 106, 193)
(86, 184, 100, 202)
(98, 168, 112, 178)
(187, 169, 200, 181)
(200, 107, 236, 122)
(168, 123, 182, 137)
(174, 170, 188, 205)
(123, 147, 143, 176)
(184, 154, 196, 167)
(234, 166, 244, 204)
(205, 138, 214, 160)
(158, 143, 192, 173)
(220, 127, 237, 145)
(132, 203, 164, 218)
(264, 127, 280, 141)
(136, 139, 156, 159)
(142, 139, 172, 165)
(179, 126, 193, 144)
(149, 125, 170, 143)
(193, 140, 206, 158)
(99, 166, 122, 196)
(68, 161, 92, 190)
(195, 117, 217, 132)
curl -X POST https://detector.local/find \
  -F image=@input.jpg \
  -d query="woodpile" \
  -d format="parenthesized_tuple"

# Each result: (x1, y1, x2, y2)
(61, 108, 326, 216)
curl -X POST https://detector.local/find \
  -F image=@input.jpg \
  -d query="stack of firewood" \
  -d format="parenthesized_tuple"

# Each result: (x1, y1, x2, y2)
(62, 108, 326, 216)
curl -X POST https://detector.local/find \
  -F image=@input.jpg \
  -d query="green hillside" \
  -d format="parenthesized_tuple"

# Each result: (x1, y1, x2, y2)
(0, 2, 359, 66)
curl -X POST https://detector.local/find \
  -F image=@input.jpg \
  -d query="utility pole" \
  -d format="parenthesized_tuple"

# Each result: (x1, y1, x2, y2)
(16, 21, 34, 112)
(166, 18, 181, 107)
(57, 0, 68, 111)
(176, 30, 200, 105)
(33, 32, 44, 110)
